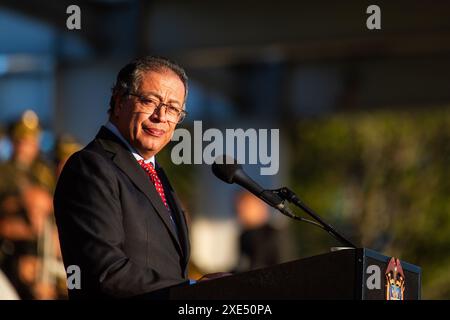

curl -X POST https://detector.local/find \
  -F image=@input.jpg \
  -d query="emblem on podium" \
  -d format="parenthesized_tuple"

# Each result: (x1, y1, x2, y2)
(385, 257, 406, 300)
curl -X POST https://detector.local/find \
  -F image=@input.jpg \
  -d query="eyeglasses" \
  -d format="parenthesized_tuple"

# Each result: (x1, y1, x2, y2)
(128, 92, 187, 123)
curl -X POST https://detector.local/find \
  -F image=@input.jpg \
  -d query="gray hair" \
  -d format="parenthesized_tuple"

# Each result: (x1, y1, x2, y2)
(108, 56, 188, 113)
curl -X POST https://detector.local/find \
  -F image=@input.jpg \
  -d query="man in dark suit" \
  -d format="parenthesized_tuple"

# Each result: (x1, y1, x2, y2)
(54, 56, 193, 299)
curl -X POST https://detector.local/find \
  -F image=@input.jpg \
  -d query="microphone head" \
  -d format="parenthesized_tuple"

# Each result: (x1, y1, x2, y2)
(212, 155, 242, 184)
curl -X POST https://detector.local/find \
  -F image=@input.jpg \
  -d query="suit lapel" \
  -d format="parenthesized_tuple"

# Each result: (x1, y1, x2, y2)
(156, 164, 190, 265)
(95, 127, 183, 254)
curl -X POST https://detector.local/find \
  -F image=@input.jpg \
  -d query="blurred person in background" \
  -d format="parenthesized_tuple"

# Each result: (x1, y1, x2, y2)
(233, 191, 284, 272)
(0, 110, 64, 299)
(0, 110, 55, 196)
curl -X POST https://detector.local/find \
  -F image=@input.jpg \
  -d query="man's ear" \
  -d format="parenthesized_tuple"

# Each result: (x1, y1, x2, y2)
(113, 94, 123, 117)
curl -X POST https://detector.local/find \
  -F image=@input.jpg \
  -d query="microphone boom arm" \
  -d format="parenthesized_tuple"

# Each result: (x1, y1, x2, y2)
(269, 187, 357, 248)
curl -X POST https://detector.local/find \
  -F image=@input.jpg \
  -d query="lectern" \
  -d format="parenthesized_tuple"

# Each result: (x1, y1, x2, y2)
(169, 248, 421, 300)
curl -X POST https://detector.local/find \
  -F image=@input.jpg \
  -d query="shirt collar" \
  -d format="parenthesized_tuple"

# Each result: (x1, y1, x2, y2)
(105, 121, 155, 166)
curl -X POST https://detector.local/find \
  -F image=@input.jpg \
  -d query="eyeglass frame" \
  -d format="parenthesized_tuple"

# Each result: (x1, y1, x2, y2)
(127, 92, 188, 124)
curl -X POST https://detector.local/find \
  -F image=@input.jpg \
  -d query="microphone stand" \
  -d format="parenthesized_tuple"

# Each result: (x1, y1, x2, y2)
(270, 187, 357, 249)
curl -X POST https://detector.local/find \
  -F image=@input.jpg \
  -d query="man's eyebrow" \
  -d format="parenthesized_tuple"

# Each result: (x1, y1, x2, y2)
(141, 91, 182, 105)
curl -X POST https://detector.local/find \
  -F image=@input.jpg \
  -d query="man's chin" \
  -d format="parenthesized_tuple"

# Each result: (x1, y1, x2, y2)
(135, 134, 171, 155)
(136, 141, 163, 158)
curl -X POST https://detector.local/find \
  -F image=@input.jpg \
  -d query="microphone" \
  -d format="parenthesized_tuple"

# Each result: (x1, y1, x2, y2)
(212, 155, 357, 248)
(212, 155, 292, 214)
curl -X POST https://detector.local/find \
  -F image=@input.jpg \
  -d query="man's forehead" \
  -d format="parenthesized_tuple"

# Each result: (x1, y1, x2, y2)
(138, 70, 186, 101)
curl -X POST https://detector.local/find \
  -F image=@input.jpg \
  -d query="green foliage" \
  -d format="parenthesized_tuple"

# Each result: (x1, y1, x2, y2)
(288, 108, 450, 299)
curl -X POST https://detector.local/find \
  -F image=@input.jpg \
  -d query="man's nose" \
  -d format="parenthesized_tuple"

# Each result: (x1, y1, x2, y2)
(150, 105, 168, 123)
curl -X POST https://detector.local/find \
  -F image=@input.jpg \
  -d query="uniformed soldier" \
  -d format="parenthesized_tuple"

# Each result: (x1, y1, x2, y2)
(0, 110, 61, 299)
(0, 110, 55, 198)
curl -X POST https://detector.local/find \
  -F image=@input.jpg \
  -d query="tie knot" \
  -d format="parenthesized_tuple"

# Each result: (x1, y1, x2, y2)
(138, 159, 156, 173)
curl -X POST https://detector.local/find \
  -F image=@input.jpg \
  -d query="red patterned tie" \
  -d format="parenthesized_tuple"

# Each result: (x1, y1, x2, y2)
(138, 160, 169, 210)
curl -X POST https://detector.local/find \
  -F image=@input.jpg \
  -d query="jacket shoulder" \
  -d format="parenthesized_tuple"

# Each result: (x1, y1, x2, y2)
(61, 139, 114, 176)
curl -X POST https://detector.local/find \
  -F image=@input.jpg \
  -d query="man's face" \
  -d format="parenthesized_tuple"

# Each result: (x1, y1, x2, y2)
(13, 136, 40, 167)
(113, 70, 185, 159)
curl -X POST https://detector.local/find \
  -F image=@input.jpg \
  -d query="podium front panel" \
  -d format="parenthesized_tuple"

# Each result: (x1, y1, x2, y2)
(168, 248, 421, 300)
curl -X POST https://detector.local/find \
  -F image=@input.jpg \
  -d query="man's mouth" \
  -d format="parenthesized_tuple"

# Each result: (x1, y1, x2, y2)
(143, 127, 165, 137)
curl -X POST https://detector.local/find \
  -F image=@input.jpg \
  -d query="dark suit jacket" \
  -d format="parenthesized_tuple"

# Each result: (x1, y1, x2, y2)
(54, 126, 190, 299)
